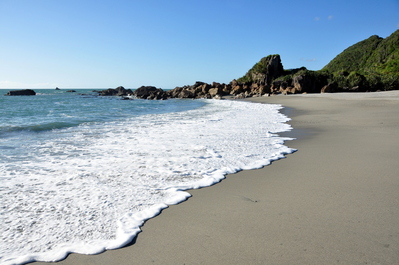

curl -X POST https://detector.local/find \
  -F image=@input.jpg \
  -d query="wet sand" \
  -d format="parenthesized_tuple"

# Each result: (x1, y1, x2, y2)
(35, 91, 399, 265)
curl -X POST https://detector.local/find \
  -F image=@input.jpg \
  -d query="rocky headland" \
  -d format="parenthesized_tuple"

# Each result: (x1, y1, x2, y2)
(116, 29, 398, 100)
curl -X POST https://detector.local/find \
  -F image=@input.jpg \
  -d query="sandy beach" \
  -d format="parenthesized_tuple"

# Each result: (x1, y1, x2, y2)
(35, 91, 399, 265)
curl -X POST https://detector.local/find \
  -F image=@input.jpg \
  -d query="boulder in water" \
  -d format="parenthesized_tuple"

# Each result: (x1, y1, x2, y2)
(5, 89, 36, 96)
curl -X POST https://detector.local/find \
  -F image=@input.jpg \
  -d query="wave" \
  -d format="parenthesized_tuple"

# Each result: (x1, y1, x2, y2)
(0, 121, 82, 134)
(0, 100, 294, 265)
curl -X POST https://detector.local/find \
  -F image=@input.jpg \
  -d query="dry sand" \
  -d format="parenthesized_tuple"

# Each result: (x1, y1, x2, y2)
(35, 91, 399, 265)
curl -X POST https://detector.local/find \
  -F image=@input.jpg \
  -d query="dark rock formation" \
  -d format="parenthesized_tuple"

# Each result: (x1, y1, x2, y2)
(133, 86, 167, 100)
(165, 81, 231, 99)
(292, 74, 314, 93)
(237, 54, 284, 85)
(98, 86, 133, 96)
(321, 82, 339, 93)
(161, 80, 272, 100)
(176, 89, 195, 99)
(291, 71, 330, 94)
(5, 89, 36, 96)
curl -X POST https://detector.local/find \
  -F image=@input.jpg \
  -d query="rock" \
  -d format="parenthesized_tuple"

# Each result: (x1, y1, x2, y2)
(208, 87, 222, 97)
(229, 84, 243, 95)
(292, 74, 322, 93)
(264, 55, 285, 85)
(349, 86, 361, 92)
(270, 82, 280, 94)
(230, 79, 238, 87)
(286, 86, 297, 94)
(321, 82, 338, 93)
(261, 84, 271, 95)
(199, 83, 211, 94)
(193, 81, 206, 87)
(222, 84, 232, 94)
(250, 83, 269, 95)
(167, 86, 184, 98)
(292, 75, 305, 93)
(234, 93, 246, 99)
(134, 86, 157, 98)
(166, 82, 208, 99)
(98, 89, 116, 96)
(134, 86, 165, 99)
(212, 82, 222, 88)
(137, 78, 274, 100)
(66, 90, 76, 92)
(238, 54, 285, 85)
(148, 90, 167, 100)
(177, 89, 195, 99)
(5, 89, 36, 96)
(99, 86, 133, 96)
(291, 71, 330, 93)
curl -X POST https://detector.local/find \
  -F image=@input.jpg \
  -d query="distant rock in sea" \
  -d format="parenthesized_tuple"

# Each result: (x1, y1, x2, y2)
(5, 89, 36, 96)
(98, 86, 133, 97)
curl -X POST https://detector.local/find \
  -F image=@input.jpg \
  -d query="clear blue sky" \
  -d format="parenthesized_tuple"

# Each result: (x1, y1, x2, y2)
(1, 0, 398, 89)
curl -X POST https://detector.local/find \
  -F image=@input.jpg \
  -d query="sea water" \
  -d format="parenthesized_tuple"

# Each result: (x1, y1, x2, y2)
(0, 89, 294, 265)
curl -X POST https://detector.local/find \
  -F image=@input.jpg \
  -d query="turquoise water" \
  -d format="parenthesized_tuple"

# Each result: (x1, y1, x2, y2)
(0, 89, 205, 134)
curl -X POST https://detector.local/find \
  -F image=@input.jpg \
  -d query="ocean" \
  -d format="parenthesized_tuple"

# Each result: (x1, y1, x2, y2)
(0, 89, 294, 265)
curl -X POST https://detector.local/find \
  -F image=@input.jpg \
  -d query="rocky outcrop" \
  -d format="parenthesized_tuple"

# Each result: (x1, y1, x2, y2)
(5, 89, 36, 96)
(98, 86, 133, 96)
(321, 82, 339, 93)
(134, 86, 167, 100)
(292, 74, 314, 93)
(291, 72, 329, 94)
(162, 80, 272, 100)
(104, 35, 399, 101)
(129, 54, 356, 100)
(237, 55, 284, 85)
(166, 81, 226, 99)
(262, 55, 285, 85)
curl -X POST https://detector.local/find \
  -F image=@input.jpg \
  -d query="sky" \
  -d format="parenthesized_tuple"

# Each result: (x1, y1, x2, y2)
(0, 0, 398, 89)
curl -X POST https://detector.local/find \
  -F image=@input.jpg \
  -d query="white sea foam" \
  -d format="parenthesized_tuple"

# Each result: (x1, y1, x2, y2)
(0, 99, 294, 265)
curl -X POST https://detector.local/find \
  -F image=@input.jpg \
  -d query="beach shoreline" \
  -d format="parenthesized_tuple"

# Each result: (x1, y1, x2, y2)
(34, 91, 399, 265)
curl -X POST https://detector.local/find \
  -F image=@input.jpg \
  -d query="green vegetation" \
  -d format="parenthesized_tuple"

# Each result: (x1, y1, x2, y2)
(236, 75, 251, 84)
(236, 30, 399, 92)
(322, 29, 399, 91)
(322, 35, 383, 73)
